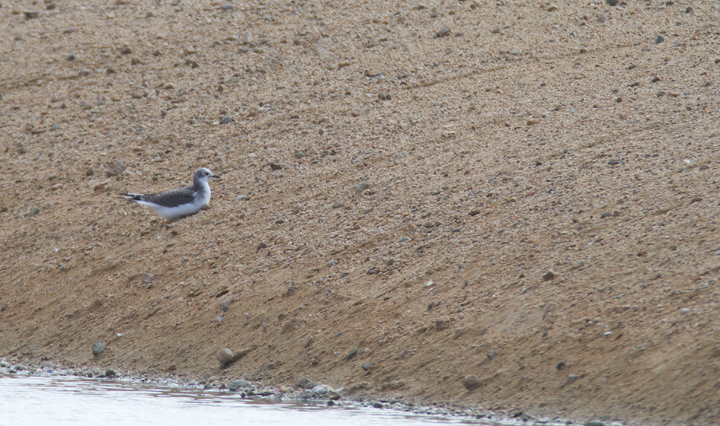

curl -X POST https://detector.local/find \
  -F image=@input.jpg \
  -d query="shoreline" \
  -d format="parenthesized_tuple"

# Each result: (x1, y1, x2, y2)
(1, 356, 602, 426)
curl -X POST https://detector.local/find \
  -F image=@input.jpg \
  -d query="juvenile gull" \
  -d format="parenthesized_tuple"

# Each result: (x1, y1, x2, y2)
(121, 168, 220, 220)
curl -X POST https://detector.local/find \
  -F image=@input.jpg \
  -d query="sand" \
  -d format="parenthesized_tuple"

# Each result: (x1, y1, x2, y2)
(1, 0, 720, 424)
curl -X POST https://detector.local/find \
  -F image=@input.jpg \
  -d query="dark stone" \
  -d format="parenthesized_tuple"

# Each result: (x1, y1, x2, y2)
(92, 342, 104, 357)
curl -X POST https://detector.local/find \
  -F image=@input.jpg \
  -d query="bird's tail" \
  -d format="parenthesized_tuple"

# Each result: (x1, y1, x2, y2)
(120, 192, 145, 201)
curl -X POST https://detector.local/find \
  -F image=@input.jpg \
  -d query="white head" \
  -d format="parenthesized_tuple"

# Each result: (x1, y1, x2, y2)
(194, 168, 220, 185)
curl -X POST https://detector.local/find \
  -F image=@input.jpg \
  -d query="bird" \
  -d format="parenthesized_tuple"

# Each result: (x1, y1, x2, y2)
(121, 168, 220, 220)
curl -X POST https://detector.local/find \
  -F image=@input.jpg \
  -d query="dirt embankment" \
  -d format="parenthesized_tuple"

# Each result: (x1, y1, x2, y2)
(2, 1, 720, 424)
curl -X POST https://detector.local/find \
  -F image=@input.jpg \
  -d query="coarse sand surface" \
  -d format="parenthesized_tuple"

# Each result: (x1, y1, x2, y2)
(2, 1, 720, 424)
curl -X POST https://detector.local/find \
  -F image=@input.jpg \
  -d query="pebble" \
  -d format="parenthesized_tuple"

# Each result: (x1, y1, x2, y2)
(542, 270, 556, 281)
(228, 379, 252, 391)
(49, 174, 58, 181)
(236, 195, 247, 201)
(346, 348, 358, 360)
(435, 27, 451, 38)
(605, 0, 618, 5)
(92, 342, 104, 357)
(217, 348, 234, 366)
(24, 11, 40, 19)
(356, 182, 370, 194)
(220, 115, 233, 125)
(105, 368, 117, 378)
(66, 54, 76, 61)
(399, 236, 410, 243)
(566, 374, 578, 385)
(28, 206, 40, 217)
(106, 160, 126, 177)
(362, 363, 374, 371)
(219, 300, 230, 311)
(462, 375, 482, 391)
(297, 377, 317, 389)
(655, 35, 665, 44)
(312, 385, 329, 396)
(119, 46, 132, 55)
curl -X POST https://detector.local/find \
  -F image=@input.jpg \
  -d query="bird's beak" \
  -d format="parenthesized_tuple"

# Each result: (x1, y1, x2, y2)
(211, 174, 220, 179)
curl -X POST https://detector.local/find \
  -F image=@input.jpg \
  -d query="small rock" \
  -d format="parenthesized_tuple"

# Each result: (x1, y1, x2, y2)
(399, 236, 410, 243)
(105, 369, 117, 378)
(236, 195, 247, 201)
(106, 160, 126, 177)
(566, 374, 578, 385)
(142, 273, 155, 283)
(269, 162, 285, 170)
(28, 206, 40, 217)
(469, 208, 481, 216)
(546, 3, 558, 11)
(356, 182, 370, 194)
(362, 363, 374, 371)
(217, 348, 234, 366)
(605, 0, 618, 5)
(462, 375, 482, 391)
(346, 348, 358, 360)
(256, 242, 267, 251)
(119, 46, 132, 55)
(220, 300, 230, 311)
(297, 377, 317, 389)
(585, 421, 605, 426)
(219, 115, 233, 125)
(655, 35, 665, 44)
(24, 11, 40, 19)
(435, 27, 451, 38)
(92, 342, 104, 357)
(228, 379, 252, 391)
(312, 385, 331, 396)
(436, 318, 451, 330)
(542, 270, 556, 281)
(49, 174, 58, 181)
(66, 54, 76, 61)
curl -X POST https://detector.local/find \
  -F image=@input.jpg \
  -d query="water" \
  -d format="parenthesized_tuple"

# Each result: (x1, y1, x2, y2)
(0, 374, 510, 426)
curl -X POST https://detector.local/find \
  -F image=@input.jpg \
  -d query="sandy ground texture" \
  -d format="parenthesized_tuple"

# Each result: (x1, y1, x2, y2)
(1, 0, 720, 424)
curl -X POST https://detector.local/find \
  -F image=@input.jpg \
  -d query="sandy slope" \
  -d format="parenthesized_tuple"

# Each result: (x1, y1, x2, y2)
(2, 0, 720, 423)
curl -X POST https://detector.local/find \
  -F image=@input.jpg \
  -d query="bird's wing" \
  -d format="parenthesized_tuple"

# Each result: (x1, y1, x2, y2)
(142, 186, 196, 207)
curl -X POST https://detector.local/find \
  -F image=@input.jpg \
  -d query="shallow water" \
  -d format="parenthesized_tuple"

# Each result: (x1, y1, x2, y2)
(0, 374, 510, 426)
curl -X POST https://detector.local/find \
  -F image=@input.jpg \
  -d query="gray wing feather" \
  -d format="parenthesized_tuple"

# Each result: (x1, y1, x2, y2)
(142, 186, 196, 207)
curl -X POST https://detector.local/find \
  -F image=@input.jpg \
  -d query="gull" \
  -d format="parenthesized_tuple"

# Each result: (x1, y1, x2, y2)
(121, 168, 220, 220)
